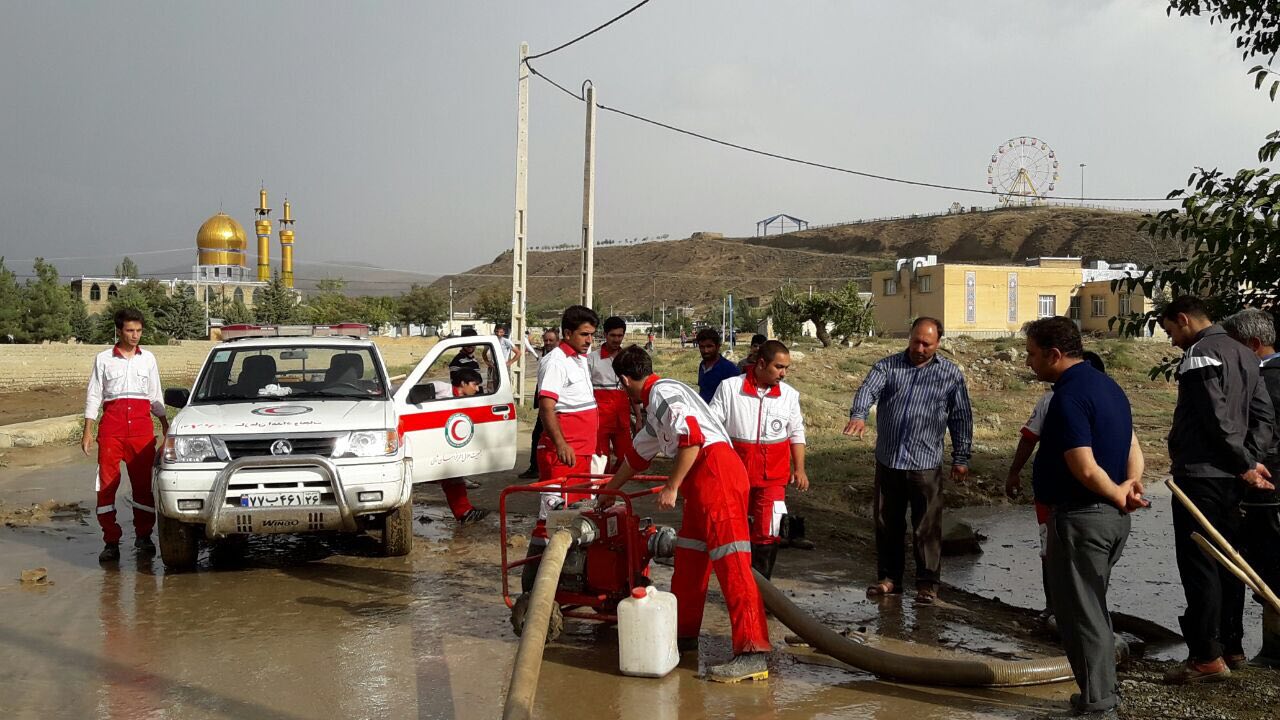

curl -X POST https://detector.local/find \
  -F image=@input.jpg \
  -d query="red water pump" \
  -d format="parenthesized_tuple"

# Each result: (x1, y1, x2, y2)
(500, 474, 676, 639)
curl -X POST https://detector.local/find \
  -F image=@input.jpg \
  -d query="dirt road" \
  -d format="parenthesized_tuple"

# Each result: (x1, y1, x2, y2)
(0, 445, 1086, 720)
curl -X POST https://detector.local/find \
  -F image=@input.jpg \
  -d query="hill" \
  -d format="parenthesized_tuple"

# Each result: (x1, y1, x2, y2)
(436, 206, 1163, 317)
(750, 205, 1160, 265)
(435, 239, 876, 319)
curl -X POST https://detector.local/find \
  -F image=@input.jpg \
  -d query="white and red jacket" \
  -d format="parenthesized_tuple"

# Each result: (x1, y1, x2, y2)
(709, 372, 805, 487)
(536, 341, 599, 457)
(588, 345, 631, 430)
(626, 375, 732, 471)
(85, 346, 166, 438)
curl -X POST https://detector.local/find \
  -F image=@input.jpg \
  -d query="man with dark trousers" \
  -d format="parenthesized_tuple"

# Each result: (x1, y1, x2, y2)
(1221, 307, 1280, 666)
(599, 346, 772, 683)
(588, 316, 634, 473)
(1160, 295, 1275, 683)
(844, 316, 972, 604)
(1025, 316, 1147, 718)
(83, 308, 169, 563)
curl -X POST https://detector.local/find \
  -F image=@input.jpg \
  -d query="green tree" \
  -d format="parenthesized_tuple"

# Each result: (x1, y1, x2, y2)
(354, 295, 398, 333)
(209, 296, 253, 324)
(1117, 1, 1280, 376)
(0, 257, 21, 340)
(68, 293, 93, 342)
(254, 272, 299, 324)
(732, 297, 759, 335)
(474, 285, 511, 327)
(770, 282, 873, 347)
(115, 256, 140, 279)
(155, 282, 206, 339)
(21, 258, 73, 342)
(304, 277, 356, 324)
(768, 286, 803, 341)
(398, 284, 447, 335)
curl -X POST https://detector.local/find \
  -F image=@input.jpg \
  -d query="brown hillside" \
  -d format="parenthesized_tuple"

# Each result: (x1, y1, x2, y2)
(440, 206, 1165, 317)
(436, 238, 875, 318)
(748, 206, 1162, 265)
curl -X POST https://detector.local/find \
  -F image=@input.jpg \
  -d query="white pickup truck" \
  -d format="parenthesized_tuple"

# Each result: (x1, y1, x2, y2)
(155, 325, 516, 570)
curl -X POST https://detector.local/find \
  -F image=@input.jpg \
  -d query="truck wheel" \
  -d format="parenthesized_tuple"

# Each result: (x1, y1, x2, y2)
(158, 512, 199, 571)
(381, 500, 413, 557)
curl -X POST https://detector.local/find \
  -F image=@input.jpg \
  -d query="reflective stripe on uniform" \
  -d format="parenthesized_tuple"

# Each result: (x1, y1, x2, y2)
(675, 536, 707, 553)
(96, 505, 115, 515)
(708, 540, 752, 561)
(129, 499, 155, 513)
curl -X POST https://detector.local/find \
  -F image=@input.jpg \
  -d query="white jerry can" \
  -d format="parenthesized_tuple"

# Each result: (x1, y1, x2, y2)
(617, 585, 679, 678)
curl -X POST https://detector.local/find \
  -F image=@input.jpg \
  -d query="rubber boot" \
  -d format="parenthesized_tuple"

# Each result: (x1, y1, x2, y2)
(789, 516, 815, 551)
(705, 652, 769, 683)
(751, 543, 778, 580)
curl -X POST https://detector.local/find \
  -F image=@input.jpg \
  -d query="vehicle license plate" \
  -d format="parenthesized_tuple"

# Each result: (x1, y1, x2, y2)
(240, 492, 321, 507)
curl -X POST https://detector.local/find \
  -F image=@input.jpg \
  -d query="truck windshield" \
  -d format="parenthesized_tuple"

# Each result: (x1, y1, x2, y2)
(192, 345, 387, 403)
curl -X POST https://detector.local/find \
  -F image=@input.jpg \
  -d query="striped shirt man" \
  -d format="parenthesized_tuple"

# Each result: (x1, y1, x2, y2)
(848, 351, 973, 471)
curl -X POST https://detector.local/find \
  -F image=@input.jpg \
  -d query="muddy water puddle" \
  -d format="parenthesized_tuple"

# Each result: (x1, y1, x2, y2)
(1, 451, 1074, 719)
(948, 480, 1263, 660)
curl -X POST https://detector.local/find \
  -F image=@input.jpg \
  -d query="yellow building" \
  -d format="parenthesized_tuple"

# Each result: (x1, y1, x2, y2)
(870, 257, 1155, 338)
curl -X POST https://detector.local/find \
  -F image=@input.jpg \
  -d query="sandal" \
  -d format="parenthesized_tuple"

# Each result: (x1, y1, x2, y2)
(865, 579, 901, 597)
(915, 587, 938, 605)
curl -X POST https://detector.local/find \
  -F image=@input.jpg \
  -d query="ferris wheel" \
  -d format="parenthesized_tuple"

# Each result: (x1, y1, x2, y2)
(986, 136, 1060, 205)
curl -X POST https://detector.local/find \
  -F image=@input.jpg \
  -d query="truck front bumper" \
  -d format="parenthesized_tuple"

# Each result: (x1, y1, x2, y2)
(156, 455, 410, 539)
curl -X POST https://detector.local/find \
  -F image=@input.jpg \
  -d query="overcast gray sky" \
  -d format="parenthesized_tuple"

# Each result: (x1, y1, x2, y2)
(0, 1, 1273, 280)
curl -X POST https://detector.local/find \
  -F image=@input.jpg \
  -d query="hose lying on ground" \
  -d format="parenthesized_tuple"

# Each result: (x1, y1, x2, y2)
(503, 526, 580, 720)
(754, 569, 1075, 687)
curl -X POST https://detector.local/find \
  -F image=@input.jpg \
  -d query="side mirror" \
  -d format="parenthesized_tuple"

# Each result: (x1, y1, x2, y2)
(164, 387, 190, 408)
(407, 384, 437, 405)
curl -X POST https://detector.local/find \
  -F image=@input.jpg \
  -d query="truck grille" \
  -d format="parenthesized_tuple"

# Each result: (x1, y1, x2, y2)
(221, 436, 340, 459)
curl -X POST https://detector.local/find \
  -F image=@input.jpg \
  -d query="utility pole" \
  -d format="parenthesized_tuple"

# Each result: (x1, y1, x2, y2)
(510, 42, 531, 404)
(448, 278, 454, 335)
(579, 82, 597, 308)
(728, 293, 734, 350)
(1079, 163, 1086, 206)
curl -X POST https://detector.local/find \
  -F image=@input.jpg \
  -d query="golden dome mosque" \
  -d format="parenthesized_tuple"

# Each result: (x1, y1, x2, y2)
(73, 188, 298, 316)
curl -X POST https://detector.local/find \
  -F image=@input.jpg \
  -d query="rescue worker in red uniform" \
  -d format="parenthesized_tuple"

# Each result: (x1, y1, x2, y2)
(434, 367, 489, 525)
(587, 316, 635, 474)
(521, 305, 600, 592)
(600, 345, 772, 683)
(83, 308, 169, 563)
(709, 340, 808, 579)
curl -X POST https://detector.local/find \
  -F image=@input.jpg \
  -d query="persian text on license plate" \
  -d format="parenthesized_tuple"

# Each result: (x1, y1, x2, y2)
(240, 492, 322, 507)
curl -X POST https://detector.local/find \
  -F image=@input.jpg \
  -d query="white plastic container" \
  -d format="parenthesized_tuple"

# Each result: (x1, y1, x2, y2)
(617, 585, 679, 678)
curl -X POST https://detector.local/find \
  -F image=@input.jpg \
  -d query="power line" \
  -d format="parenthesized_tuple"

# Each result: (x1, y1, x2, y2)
(5, 247, 193, 263)
(524, 0, 651, 62)
(526, 63, 1176, 204)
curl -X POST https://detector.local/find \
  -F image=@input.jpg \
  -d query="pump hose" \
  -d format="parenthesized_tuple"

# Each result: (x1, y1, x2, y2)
(754, 569, 1076, 687)
(503, 527, 579, 720)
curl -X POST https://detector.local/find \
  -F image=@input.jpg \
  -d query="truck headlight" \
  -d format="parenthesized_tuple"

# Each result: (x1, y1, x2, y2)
(164, 435, 219, 463)
(334, 430, 399, 458)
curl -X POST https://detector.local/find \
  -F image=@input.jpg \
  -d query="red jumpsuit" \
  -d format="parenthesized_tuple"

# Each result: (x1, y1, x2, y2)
(85, 345, 165, 544)
(709, 372, 806, 546)
(532, 342, 599, 538)
(626, 374, 770, 655)
(588, 345, 634, 469)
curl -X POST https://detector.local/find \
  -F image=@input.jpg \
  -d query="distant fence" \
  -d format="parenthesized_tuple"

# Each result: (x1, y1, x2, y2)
(0, 363, 204, 392)
(763, 201, 1162, 237)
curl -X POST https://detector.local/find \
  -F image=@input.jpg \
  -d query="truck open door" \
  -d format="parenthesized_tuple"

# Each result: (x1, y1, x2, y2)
(393, 336, 518, 483)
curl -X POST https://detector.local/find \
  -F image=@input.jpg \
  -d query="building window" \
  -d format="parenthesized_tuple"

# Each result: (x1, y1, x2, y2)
(108, 284, 118, 299)
(1069, 296, 1081, 321)
(918, 275, 932, 293)
(233, 287, 245, 305)
(1038, 295, 1056, 318)
(1091, 296, 1107, 317)
(89, 284, 101, 301)
(883, 278, 897, 295)
(1119, 293, 1132, 316)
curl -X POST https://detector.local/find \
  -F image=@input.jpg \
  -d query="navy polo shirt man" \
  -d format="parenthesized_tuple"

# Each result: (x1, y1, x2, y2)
(695, 327, 741, 403)
(1026, 316, 1146, 718)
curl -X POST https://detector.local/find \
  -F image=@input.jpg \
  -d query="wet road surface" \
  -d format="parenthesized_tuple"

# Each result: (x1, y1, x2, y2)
(1, 447, 1076, 719)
